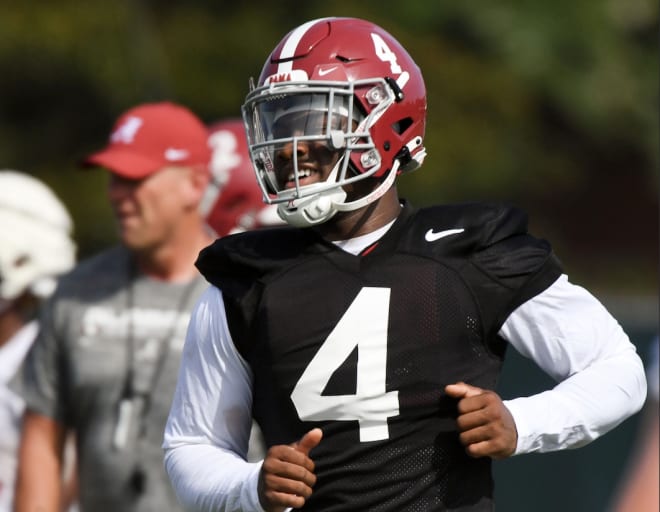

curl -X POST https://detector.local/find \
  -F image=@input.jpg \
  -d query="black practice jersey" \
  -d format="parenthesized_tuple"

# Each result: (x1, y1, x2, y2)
(196, 200, 562, 511)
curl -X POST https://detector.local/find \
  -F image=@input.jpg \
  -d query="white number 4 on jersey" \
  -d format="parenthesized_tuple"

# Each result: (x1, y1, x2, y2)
(290, 287, 400, 442)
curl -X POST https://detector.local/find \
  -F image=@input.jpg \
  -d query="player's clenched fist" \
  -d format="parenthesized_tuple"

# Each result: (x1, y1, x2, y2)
(445, 382, 518, 460)
(258, 428, 323, 512)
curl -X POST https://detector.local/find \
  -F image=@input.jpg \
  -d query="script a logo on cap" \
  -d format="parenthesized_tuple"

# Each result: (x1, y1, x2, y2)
(111, 116, 143, 144)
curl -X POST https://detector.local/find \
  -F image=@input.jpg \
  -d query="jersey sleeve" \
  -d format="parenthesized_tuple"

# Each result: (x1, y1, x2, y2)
(463, 203, 563, 341)
(163, 286, 264, 512)
(194, 226, 319, 359)
(402, 202, 563, 355)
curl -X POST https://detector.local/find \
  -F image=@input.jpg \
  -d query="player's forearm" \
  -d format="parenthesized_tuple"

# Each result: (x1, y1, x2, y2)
(504, 348, 646, 454)
(15, 413, 65, 512)
(14, 469, 62, 512)
(499, 274, 647, 453)
(165, 444, 264, 512)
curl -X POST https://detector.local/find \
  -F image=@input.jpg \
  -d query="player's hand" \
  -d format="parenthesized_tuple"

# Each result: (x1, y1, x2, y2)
(258, 428, 323, 512)
(445, 382, 517, 460)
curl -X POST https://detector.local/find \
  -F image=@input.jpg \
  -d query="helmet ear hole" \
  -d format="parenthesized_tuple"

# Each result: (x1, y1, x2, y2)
(392, 118, 413, 135)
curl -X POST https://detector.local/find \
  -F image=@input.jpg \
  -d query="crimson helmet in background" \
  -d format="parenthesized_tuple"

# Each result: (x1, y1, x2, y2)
(241, 17, 427, 227)
(200, 119, 283, 237)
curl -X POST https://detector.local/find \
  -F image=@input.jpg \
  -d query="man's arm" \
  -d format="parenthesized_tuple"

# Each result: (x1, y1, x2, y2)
(15, 410, 67, 512)
(499, 274, 646, 454)
(445, 274, 646, 459)
(165, 286, 323, 512)
(164, 286, 257, 510)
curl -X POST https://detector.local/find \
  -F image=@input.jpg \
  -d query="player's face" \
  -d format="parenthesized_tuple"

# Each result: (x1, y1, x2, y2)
(271, 111, 344, 191)
(107, 166, 194, 251)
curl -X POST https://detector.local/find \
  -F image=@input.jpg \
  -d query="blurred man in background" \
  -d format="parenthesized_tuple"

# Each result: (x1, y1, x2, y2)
(13, 102, 214, 512)
(0, 170, 76, 512)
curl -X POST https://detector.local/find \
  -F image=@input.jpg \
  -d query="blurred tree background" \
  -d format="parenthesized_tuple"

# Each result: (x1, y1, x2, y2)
(0, 2, 657, 509)
(1, 0, 656, 297)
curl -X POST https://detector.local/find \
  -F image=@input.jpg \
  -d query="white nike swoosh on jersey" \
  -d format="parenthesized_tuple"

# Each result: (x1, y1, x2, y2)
(318, 66, 338, 76)
(164, 148, 189, 161)
(424, 228, 465, 242)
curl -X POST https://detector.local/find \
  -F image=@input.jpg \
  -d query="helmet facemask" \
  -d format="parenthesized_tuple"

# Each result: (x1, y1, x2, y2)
(242, 78, 399, 227)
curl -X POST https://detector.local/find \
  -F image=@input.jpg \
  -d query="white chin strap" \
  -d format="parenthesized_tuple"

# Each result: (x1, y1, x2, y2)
(334, 158, 399, 212)
(277, 186, 347, 227)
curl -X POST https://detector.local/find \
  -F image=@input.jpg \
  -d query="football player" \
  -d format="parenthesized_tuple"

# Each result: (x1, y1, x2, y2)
(164, 17, 646, 512)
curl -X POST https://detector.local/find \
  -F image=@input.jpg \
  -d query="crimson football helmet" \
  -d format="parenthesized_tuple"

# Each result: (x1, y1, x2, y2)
(200, 119, 282, 237)
(242, 17, 427, 227)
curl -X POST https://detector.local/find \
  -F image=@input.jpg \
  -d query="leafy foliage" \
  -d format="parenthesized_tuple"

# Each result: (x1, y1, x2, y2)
(1, 0, 656, 292)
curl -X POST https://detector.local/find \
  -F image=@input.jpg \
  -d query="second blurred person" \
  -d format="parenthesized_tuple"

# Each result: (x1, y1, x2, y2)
(14, 102, 214, 512)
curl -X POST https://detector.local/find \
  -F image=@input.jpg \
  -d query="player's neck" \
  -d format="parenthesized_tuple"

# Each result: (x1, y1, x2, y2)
(133, 223, 213, 282)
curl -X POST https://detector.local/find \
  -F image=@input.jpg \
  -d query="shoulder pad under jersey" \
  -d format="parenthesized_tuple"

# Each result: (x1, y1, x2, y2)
(195, 226, 321, 288)
(402, 202, 529, 255)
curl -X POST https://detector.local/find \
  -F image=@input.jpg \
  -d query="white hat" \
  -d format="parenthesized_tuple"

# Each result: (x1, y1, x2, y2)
(0, 170, 76, 300)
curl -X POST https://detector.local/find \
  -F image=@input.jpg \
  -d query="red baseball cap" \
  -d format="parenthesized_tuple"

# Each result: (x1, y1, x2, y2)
(83, 101, 212, 178)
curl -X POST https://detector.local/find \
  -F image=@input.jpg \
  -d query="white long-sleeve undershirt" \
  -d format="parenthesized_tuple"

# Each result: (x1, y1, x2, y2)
(163, 276, 646, 511)
(500, 274, 646, 454)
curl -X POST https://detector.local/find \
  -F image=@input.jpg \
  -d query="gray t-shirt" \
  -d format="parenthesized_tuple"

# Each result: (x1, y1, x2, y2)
(18, 245, 208, 512)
